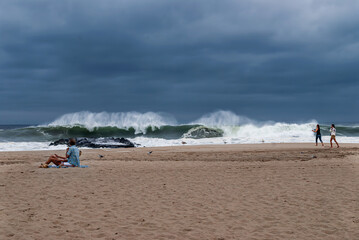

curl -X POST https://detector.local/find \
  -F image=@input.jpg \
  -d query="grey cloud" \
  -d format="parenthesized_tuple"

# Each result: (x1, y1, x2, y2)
(1, 0, 359, 123)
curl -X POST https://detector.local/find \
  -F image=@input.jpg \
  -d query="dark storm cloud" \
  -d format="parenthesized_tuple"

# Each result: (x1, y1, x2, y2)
(1, 0, 359, 123)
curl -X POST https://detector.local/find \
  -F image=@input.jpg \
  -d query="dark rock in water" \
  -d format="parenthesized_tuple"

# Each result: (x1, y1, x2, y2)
(50, 138, 68, 146)
(182, 126, 223, 139)
(49, 137, 135, 148)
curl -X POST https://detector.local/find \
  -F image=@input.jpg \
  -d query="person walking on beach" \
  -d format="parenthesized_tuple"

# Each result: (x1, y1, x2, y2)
(330, 124, 340, 148)
(312, 124, 324, 146)
(39, 138, 81, 168)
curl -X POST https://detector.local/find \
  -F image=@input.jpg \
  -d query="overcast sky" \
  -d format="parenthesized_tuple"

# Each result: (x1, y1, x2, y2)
(1, 0, 358, 124)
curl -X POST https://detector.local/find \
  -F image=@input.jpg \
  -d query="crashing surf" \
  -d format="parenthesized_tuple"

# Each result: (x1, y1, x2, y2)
(1, 110, 359, 151)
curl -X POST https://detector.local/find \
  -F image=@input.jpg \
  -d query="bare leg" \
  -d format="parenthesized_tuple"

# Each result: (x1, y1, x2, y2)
(45, 155, 62, 166)
(319, 136, 324, 146)
(334, 139, 339, 148)
(330, 139, 333, 148)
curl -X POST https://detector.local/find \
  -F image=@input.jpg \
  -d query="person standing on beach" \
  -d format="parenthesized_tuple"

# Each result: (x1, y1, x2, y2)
(330, 124, 340, 148)
(312, 124, 324, 146)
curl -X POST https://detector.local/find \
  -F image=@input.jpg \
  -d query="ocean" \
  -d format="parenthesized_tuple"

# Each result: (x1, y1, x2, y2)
(1, 111, 359, 151)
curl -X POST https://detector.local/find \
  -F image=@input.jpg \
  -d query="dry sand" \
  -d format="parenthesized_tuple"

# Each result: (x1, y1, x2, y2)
(1, 143, 358, 239)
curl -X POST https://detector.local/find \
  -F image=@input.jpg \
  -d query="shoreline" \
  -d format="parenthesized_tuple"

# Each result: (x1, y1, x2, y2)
(1, 141, 359, 153)
(2, 135, 359, 152)
(1, 142, 359, 155)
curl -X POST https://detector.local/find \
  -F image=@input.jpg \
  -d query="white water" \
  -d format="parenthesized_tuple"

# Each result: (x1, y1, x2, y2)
(2, 135, 359, 152)
(191, 111, 254, 126)
(2, 110, 359, 151)
(47, 111, 177, 133)
(0, 142, 67, 152)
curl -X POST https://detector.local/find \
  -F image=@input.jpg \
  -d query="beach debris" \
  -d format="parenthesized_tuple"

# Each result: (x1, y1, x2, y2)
(181, 141, 187, 144)
(147, 151, 153, 155)
(98, 154, 104, 159)
(312, 155, 317, 158)
(261, 139, 265, 143)
(223, 140, 227, 144)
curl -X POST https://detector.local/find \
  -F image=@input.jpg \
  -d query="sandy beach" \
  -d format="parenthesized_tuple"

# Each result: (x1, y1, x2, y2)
(1, 143, 358, 240)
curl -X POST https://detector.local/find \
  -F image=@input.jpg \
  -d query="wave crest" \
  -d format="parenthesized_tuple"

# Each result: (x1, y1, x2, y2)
(191, 110, 253, 126)
(47, 111, 177, 133)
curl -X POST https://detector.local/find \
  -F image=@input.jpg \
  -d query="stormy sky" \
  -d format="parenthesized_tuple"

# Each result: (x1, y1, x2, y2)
(1, 0, 359, 124)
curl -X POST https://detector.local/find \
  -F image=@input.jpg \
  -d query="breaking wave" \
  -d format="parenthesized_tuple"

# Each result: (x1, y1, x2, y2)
(1, 111, 359, 150)
(47, 111, 177, 133)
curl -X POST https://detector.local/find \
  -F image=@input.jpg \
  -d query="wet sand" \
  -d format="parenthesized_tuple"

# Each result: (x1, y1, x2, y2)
(1, 143, 358, 239)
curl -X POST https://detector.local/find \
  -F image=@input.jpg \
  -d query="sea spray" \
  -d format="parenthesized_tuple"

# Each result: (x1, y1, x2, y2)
(47, 111, 177, 133)
(1, 110, 359, 151)
(191, 110, 253, 126)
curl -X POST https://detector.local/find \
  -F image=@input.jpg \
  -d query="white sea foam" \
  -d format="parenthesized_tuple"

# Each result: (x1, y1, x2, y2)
(1, 135, 359, 151)
(191, 110, 254, 126)
(47, 111, 177, 133)
(189, 111, 320, 142)
(222, 122, 318, 142)
(129, 135, 359, 148)
(0, 142, 67, 152)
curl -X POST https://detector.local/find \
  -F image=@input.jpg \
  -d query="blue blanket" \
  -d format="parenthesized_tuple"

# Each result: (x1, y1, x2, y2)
(48, 165, 89, 168)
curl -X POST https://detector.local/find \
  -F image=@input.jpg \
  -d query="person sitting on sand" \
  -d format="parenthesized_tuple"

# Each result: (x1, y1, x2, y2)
(330, 124, 340, 148)
(39, 138, 81, 168)
(312, 124, 324, 146)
